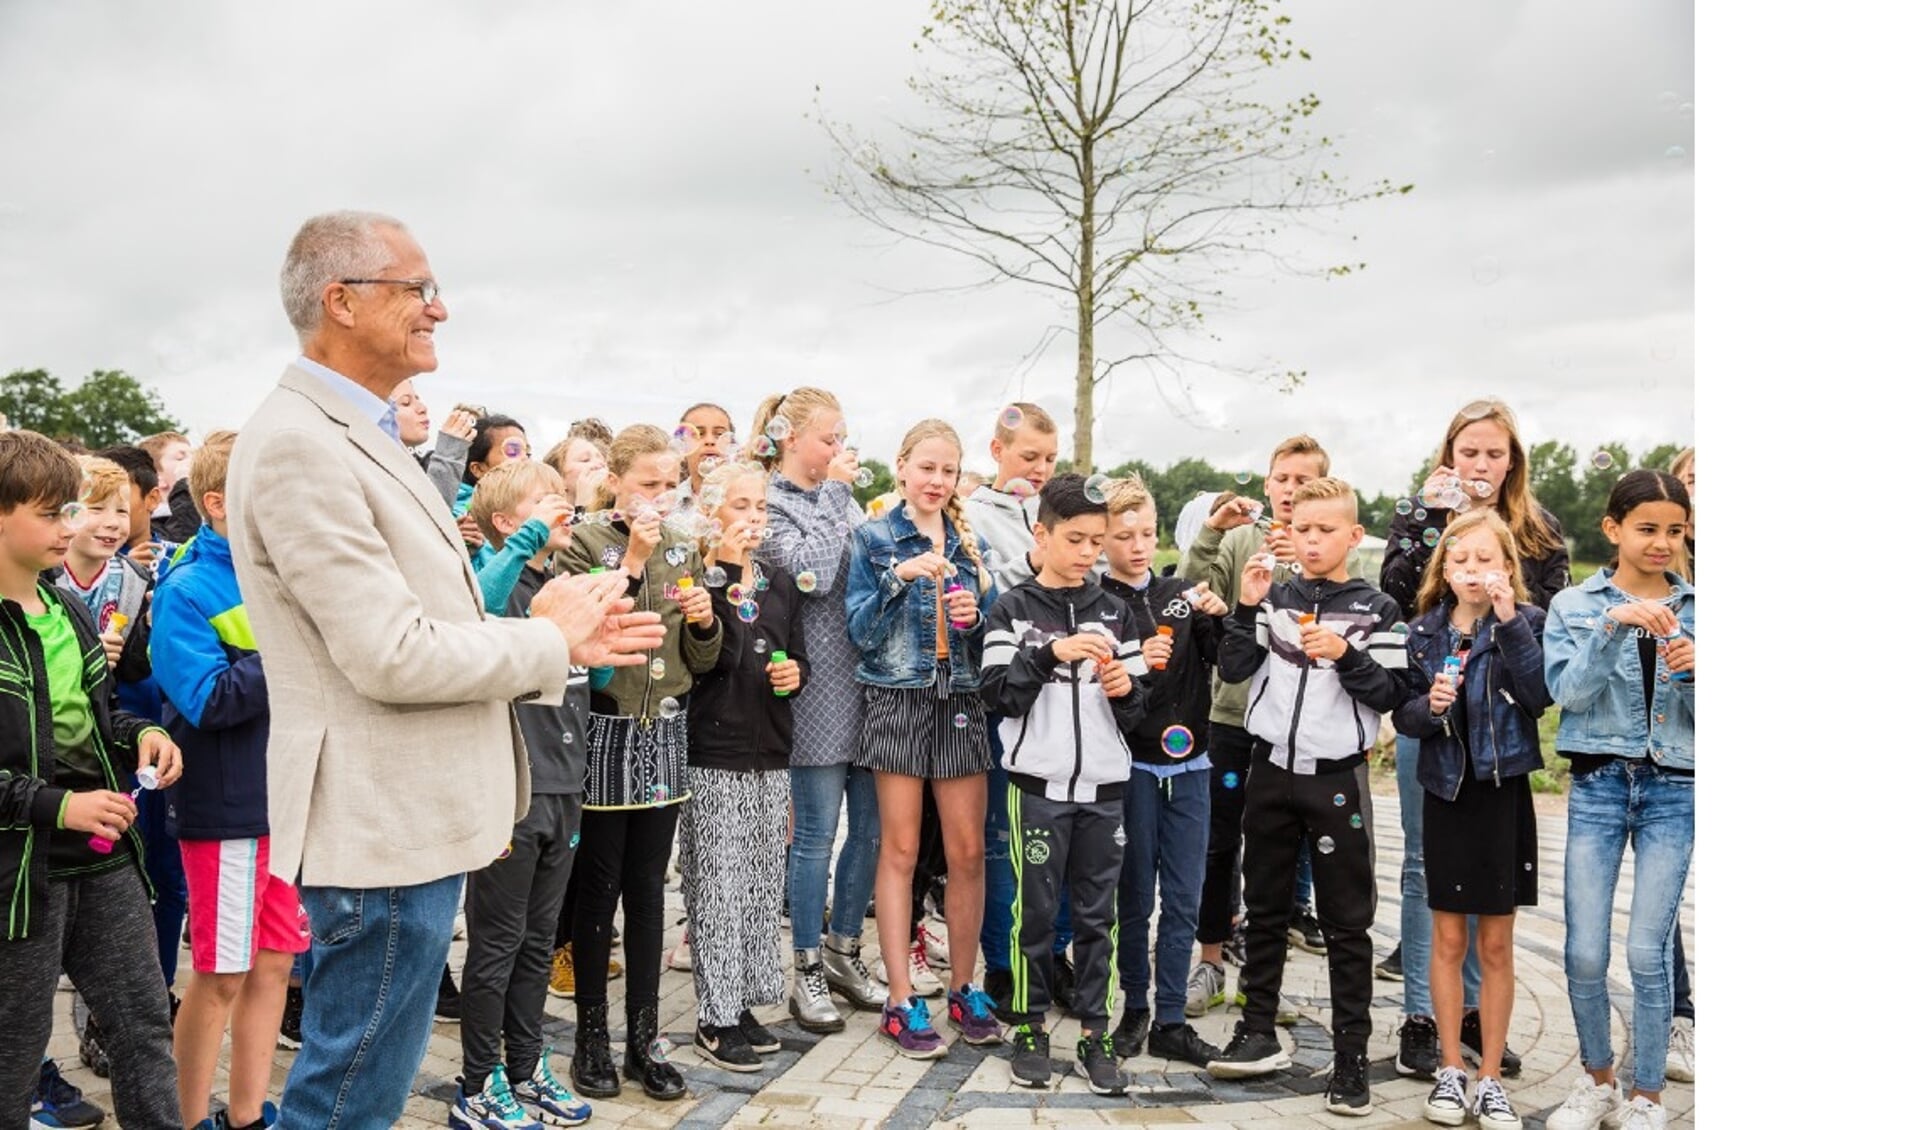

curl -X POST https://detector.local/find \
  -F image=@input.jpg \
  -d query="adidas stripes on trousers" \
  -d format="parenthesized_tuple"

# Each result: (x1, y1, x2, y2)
(1005, 783, 1125, 1030)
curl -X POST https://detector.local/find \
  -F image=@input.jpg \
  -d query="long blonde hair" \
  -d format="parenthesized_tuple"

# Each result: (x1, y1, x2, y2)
(896, 418, 991, 592)
(1431, 398, 1563, 564)
(696, 459, 768, 560)
(1414, 509, 1533, 616)
(749, 387, 841, 472)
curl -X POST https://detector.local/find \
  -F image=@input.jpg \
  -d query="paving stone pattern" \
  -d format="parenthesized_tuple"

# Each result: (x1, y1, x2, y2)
(48, 786, 1694, 1128)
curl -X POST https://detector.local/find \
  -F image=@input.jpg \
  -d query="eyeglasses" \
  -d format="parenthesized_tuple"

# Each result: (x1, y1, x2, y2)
(340, 277, 440, 306)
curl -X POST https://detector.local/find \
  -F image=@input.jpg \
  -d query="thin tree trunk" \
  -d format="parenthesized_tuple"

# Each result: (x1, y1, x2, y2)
(1074, 135, 1097, 473)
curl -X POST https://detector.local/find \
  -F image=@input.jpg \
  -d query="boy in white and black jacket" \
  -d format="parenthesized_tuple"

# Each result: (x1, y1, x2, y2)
(1207, 477, 1412, 1118)
(979, 475, 1148, 1096)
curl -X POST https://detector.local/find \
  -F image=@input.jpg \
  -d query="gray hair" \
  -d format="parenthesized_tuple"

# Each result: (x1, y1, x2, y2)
(280, 210, 407, 341)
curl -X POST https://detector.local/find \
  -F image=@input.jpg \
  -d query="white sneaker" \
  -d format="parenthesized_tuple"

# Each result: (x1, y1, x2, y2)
(1185, 960, 1226, 1018)
(668, 928, 693, 972)
(1422, 1065, 1469, 1126)
(451, 911, 466, 940)
(917, 919, 951, 970)
(1664, 1017, 1694, 1083)
(1544, 1074, 1625, 1130)
(909, 938, 944, 997)
(1470, 1075, 1522, 1128)
(1618, 1096, 1667, 1130)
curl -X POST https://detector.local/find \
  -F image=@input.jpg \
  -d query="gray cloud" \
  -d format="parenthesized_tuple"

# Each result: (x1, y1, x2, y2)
(0, 0, 1691, 495)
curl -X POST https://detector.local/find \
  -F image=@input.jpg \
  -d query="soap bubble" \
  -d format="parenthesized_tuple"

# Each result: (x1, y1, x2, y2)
(1234, 470, 1254, 485)
(1422, 528, 1441, 548)
(1250, 552, 1277, 571)
(1245, 503, 1263, 523)
(1316, 835, 1335, 855)
(698, 456, 722, 476)
(726, 583, 746, 606)
(1398, 538, 1413, 551)
(703, 566, 727, 586)
(738, 599, 760, 623)
(1288, 561, 1303, 575)
(1083, 474, 1111, 504)
(658, 696, 682, 720)
(1160, 725, 1195, 758)
(700, 485, 724, 508)
(670, 424, 697, 454)
(1121, 510, 1139, 527)
(648, 1035, 674, 1064)
(1394, 499, 1413, 516)
(753, 638, 769, 654)
(1333, 793, 1347, 807)
(954, 712, 970, 729)
(1469, 479, 1495, 498)
(796, 570, 819, 593)
(600, 546, 622, 568)
(755, 573, 770, 592)
(650, 658, 666, 680)
(1591, 449, 1615, 470)
(59, 501, 87, 530)
(835, 522, 850, 537)
(665, 546, 687, 567)
(752, 435, 777, 458)
(999, 405, 1025, 430)
(766, 416, 793, 441)
(1412, 508, 1427, 522)
(1005, 478, 1035, 499)
(1664, 145, 1687, 160)
(1223, 772, 1240, 789)
(1349, 813, 1364, 829)
(853, 468, 874, 489)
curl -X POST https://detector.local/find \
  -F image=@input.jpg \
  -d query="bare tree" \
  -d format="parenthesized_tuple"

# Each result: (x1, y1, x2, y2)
(820, 0, 1410, 470)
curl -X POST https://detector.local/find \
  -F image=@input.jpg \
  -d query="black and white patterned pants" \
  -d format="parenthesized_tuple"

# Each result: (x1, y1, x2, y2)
(683, 765, 791, 1028)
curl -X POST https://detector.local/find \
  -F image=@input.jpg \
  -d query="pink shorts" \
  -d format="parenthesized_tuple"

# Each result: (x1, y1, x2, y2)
(180, 836, 310, 974)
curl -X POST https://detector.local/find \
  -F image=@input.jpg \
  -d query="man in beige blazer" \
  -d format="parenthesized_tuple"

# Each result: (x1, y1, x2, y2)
(227, 210, 663, 1128)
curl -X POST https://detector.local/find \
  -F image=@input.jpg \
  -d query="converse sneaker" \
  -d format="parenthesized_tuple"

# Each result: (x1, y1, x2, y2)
(1324, 1051, 1372, 1116)
(947, 983, 1004, 1045)
(1146, 1022, 1221, 1069)
(511, 1051, 592, 1126)
(1395, 1014, 1440, 1079)
(1618, 1096, 1668, 1130)
(1184, 960, 1226, 1017)
(449, 1065, 539, 1130)
(1206, 1021, 1288, 1079)
(694, 1023, 763, 1073)
(1544, 1074, 1625, 1130)
(1076, 1032, 1128, 1096)
(1421, 1064, 1469, 1126)
(1009, 1024, 1052, 1088)
(879, 997, 948, 1059)
(1665, 1016, 1694, 1083)
(1470, 1075, 1522, 1128)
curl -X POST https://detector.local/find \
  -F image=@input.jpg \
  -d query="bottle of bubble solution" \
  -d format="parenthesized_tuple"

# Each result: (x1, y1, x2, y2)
(1151, 625, 1173, 670)
(770, 650, 791, 697)
(1664, 626, 1692, 683)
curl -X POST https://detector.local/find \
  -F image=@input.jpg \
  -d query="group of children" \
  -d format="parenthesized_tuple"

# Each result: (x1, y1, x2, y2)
(0, 391, 1693, 1130)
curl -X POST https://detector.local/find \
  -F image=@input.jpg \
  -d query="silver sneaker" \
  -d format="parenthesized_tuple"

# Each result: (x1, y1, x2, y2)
(788, 950, 846, 1033)
(822, 932, 888, 1011)
(1185, 960, 1226, 1018)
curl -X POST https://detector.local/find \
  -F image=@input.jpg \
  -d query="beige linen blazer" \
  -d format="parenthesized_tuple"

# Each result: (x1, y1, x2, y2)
(227, 365, 570, 888)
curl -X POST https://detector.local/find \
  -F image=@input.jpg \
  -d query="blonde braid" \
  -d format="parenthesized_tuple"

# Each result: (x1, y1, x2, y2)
(946, 493, 991, 592)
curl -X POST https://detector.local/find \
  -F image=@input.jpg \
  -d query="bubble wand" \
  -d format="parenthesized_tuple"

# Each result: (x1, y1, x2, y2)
(88, 765, 160, 854)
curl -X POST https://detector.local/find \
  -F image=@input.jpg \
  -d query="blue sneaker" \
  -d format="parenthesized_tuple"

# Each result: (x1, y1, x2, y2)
(216, 1101, 280, 1130)
(30, 1059, 104, 1128)
(511, 1050, 592, 1126)
(448, 1066, 539, 1130)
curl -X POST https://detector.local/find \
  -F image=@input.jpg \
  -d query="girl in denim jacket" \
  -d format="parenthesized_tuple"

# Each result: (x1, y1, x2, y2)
(844, 419, 1001, 1058)
(1392, 510, 1548, 1128)
(1542, 470, 1695, 1130)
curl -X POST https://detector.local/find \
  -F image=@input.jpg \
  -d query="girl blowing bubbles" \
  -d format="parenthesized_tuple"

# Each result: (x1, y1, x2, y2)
(844, 420, 1000, 1058)
(1542, 470, 1695, 1130)
(1391, 512, 1550, 1129)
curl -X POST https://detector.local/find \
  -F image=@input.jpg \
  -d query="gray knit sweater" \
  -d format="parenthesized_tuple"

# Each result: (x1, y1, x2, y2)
(763, 473, 864, 767)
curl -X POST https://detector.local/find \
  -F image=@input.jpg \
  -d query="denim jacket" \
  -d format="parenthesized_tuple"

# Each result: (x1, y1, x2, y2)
(844, 503, 996, 690)
(1394, 603, 1551, 799)
(1544, 569, 1695, 770)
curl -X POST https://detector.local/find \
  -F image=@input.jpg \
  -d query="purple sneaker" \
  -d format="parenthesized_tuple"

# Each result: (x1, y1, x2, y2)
(948, 983, 1005, 1046)
(880, 997, 949, 1059)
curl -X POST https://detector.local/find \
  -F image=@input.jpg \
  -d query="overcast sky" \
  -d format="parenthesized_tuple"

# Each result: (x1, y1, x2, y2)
(0, 0, 1691, 496)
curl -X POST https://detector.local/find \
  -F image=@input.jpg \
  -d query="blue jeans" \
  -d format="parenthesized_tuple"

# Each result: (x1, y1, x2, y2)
(1396, 734, 1480, 1017)
(278, 875, 462, 1129)
(983, 731, 1073, 971)
(787, 763, 880, 951)
(1118, 767, 1210, 1019)
(137, 788, 186, 987)
(1563, 759, 1693, 1092)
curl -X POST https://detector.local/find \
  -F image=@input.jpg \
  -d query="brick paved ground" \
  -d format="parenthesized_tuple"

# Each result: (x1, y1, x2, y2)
(47, 784, 1694, 1128)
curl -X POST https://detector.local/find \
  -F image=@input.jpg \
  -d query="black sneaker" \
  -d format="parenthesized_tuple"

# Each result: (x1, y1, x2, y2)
(695, 1023, 763, 1073)
(1147, 1022, 1222, 1069)
(1009, 1023, 1051, 1088)
(1459, 1008, 1522, 1078)
(1324, 1051, 1372, 1115)
(1221, 919, 1248, 967)
(78, 1011, 110, 1079)
(1205, 1020, 1288, 1079)
(278, 985, 305, 1050)
(1076, 1032, 1128, 1096)
(1395, 1014, 1439, 1079)
(1051, 952, 1077, 1018)
(1287, 907, 1327, 955)
(435, 965, 461, 1022)
(1110, 1008, 1150, 1058)
(738, 1009, 781, 1054)
(984, 968, 1019, 1024)
(1375, 943, 1404, 981)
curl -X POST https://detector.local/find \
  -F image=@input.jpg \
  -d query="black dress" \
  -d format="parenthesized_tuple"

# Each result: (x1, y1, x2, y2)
(1423, 693, 1539, 916)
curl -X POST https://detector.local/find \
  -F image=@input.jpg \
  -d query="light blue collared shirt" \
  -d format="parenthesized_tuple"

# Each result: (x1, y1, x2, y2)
(293, 355, 402, 446)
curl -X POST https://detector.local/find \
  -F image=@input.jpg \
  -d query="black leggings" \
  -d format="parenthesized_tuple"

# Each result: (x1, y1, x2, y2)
(572, 805, 680, 1014)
